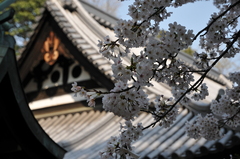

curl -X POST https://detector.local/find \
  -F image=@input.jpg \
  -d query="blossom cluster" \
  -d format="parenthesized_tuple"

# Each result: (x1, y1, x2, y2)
(185, 114, 222, 140)
(191, 83, 209, 101)
(71, 82, 97, 107)
(210, 72, 240, 128)
(71, 0, 240, 158)
(186, 72, 240, 139)
(152, 95, 178, 128)
(102, 81, 149, 120)
(99, 121, 143, 159)
(198, 0, 240, 60)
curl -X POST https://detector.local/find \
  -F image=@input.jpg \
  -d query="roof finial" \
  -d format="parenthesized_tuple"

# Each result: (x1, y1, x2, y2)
(62, 0, 77, 12)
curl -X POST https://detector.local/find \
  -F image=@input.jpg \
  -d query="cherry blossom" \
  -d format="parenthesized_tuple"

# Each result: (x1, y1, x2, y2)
(71, 81, 82, 97)
(71, 0, 240, 158)
(99, 121, 143, 159)
(102, 81, 149, 120)
(185, 114, 222, 140)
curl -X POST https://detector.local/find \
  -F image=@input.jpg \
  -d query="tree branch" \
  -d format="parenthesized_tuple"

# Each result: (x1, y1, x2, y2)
(143, 30, 240, 130)
(193, 0, 240, 41)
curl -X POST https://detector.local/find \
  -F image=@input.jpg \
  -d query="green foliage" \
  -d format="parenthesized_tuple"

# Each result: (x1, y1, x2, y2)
(182, 47, 195, 56)
(7, 0, 45, 43)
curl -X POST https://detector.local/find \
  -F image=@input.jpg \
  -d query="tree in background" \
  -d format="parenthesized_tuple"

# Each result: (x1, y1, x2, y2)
(182, 46, 195, 56)
(215, 57, 240, 75)
(215, 58, 233, 75)
(8, 0, 45, 46)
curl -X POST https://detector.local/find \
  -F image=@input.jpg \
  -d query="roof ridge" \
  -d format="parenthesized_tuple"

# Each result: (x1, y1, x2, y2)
(79, 0, 119, 20)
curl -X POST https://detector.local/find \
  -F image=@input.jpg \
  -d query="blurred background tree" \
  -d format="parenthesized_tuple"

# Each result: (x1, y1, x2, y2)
(8, 0, 45, 47)
(182, 46, 195, 56)
(215, 58, 240, 75)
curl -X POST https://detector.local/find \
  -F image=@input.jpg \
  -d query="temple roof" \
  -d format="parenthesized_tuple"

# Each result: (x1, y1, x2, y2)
(17, 0, 239, 158)
(38, 109, 240, 159)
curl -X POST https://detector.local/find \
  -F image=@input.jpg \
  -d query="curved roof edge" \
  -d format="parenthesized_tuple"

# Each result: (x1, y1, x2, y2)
(0, 45, 66, 158)
(79, 0, 118, 29)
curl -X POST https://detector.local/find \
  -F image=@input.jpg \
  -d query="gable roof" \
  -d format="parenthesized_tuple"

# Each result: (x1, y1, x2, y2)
(18, 0, 238, 158)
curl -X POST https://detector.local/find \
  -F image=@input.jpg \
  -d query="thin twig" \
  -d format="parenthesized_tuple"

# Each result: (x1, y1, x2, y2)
(193, 0, 240, 41)
(94, 86, 135, 94)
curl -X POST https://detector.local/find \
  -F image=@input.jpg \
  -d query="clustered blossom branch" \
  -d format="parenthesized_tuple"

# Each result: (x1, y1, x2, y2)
(71, 0, 240, 158)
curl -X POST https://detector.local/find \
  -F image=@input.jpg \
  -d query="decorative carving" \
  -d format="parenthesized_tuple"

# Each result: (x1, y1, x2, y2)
(42, 31, 60, 65)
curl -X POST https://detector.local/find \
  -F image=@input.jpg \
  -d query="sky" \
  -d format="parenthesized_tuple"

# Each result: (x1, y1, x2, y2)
(117, 0, 219, 50)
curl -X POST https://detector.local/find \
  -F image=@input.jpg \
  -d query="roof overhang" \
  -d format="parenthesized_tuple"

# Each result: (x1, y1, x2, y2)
(0, 45, 66, 158)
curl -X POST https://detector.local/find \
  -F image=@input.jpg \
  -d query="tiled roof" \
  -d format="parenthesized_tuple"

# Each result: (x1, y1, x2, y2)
(38, 109, 240, 159)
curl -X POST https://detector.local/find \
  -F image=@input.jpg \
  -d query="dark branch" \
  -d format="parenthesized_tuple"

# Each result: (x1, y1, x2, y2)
(143, 30, 240, 130)
(193, 0, 240, 41)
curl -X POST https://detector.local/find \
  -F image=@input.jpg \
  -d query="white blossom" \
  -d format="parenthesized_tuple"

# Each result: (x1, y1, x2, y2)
(99, 121, 143, 159)
(186, 114, 222, 140)
(102, 81, 149, 120)
(71, 0, 240, 157)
